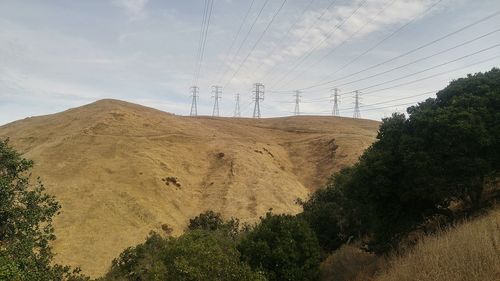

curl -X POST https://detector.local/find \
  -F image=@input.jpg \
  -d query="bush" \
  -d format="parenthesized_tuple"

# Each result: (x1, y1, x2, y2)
(238, 213, 321, 281)
(104, 230, 266, 281)
(319, 245, 382, 281)
(300, 169, 369, 254)
(187, 210, 240, 237)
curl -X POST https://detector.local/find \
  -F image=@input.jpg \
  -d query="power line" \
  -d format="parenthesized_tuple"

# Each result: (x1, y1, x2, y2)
(342, 43, 500, 96)
(299, 9, 500, 91)
(275, 0, 397, 89)
(278, 52, 500, 111)
(332, 28, 500, 89)
(341, 101, 417, 113)
(194, 0, 215, 85)
(192, 0, 209, 85)
(214, 0, 256, 84)
(364, 54, 500, 96)
(294, 0, 444, 91)
(283, 44, 500, 105)
(218, 0, 270, 86)
(252, 0, 317, 81)
(359, 90, 436, 108)
(260, 0, 339, 83)
(224, 0, 288, 89)
(269, 0, 370, 89)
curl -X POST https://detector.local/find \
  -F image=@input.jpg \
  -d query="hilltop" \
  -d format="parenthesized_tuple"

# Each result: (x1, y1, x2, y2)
(0, 99, 379, 277)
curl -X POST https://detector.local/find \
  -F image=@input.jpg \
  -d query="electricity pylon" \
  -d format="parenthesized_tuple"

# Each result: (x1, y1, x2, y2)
(353, 90, 361, 119)
(252, 83, 265, 118)
(211, 85, 222, 117)
(293, 90, 301, 116)
(331, 88, 340, 116)
(189, 86, 199, 116)
(234, 93, 241, 117)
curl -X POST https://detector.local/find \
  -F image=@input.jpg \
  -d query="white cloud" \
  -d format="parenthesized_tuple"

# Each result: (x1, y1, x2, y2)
(220, 0, 438, 90)
(112, 0, 149, 20)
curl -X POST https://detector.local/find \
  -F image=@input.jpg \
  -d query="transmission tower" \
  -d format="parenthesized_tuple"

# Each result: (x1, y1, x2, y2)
(211, 85, 222, 117)
(234, 93, 241, 117)
(353, 90, 361, 119)
(331, 88, 340, 116)
(189, 86, 199, 116)
(293, 90, 301, 116)
(252, 83, 265, 118)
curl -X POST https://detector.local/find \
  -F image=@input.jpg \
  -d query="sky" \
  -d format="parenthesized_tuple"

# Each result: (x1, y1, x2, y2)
(1, 0, 499, 124)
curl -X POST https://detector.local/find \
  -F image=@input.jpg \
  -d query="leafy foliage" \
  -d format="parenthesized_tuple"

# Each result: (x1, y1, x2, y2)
(302, 68, 500, 252)
(104, 230, 266, 281)
(238, 213, 320, 281)
(300, 169, 368, 254)
(0, 139, 88, 280)
(187, 210, 240, 237)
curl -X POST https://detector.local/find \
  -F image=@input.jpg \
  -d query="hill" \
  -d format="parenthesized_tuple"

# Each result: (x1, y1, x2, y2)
(375, 207, 500, 281)
(0, 99, 379, 277)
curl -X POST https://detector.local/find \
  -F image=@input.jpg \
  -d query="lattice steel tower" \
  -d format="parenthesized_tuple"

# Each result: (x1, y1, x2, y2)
(211, 85, 222, 117)
(331, 88, 340, 116)
(353, 90, 361, 119)
(293, 90, 301, 116)
(252, 83, 265, 118)
(234, 93, 241, 117)
(189, 86, 199, 116)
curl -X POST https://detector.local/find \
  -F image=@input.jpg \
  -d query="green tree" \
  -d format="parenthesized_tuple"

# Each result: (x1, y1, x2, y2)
(301, 68, 500, 252)
(300, 169, 369, 254)
(0, 139, 88, 280)
(187, 210, 240, 237)
(105, 230, 266, 281)
(238, 213, 320, 281)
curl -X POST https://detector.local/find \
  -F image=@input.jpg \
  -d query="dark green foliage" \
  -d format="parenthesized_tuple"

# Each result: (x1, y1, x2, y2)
(104, 230, 266, 281)
(0, 139, 89, 281)
(300, 169, 369, 254)
(238, 213, 321, 281)
(302, 68, 500, 252)
(187, 210, 240, 237)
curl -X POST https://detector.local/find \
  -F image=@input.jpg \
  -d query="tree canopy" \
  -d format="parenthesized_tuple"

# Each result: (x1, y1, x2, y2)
(238, 213, 320, 281)
(105, 230, 266, 281)
(0, 139, 88, 280)
(302, 68, 500, 251)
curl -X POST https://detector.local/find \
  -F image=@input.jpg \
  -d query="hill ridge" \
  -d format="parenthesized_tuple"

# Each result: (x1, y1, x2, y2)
(0, 99, 379, 277)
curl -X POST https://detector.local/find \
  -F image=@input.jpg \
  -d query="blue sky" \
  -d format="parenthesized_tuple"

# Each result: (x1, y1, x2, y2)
(1, 0, 499, 124)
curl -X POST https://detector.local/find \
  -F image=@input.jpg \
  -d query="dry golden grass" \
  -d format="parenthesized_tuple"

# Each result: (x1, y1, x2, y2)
(0, 99, 379, 277)
(376, 208, 500, 281)
(320, 244, 383, 281)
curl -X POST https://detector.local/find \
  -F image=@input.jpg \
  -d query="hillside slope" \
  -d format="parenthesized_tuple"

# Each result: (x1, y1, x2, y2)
(0, 99, 379, 277)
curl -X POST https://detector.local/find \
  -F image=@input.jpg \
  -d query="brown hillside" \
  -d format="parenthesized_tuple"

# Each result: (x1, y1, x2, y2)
(0, 99, 379, 277)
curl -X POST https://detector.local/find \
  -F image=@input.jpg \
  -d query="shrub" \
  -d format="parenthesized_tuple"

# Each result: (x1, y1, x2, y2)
(105, 230, 266, 281)
(238, 213, 321, 281)
(319, 245, 383, 281)
(187, 210, 240, 237)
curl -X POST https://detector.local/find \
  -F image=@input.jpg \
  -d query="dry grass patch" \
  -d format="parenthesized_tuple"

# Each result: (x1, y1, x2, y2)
(320, 244, 384, 281)
(376, 208, 500, 281)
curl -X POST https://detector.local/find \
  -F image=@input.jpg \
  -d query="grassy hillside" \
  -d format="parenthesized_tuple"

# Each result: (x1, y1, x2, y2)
(0, 99, 379, 277)
(320, 207, 500, 281)
(376, 207, 500, 281)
